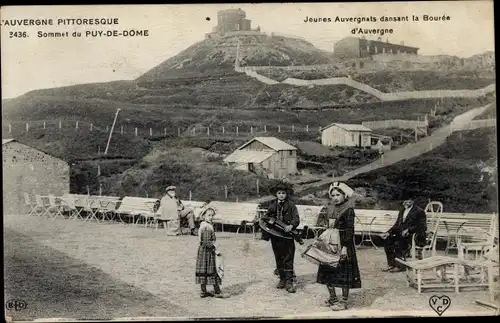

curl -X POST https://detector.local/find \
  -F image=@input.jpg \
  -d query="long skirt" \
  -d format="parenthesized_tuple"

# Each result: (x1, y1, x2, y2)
(195, 245, 221, 285)
(316, 240, 361, 289)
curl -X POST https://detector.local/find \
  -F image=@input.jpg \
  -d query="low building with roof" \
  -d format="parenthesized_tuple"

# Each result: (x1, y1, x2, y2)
(223, 137, 298, 179)
(320, 123, 372, 148)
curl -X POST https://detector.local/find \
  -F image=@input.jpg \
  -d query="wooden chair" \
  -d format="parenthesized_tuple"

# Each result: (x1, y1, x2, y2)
(411, 201, 443, 260)
(47, 194, 66, 220)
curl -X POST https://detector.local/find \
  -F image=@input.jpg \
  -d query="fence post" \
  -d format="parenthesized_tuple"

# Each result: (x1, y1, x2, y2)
(222, 126, 225, 134)
(59, 120, 62, 129)
(256, 179, 260, 195)
(8, 123, 11, 133)
(150, 128, 152, 136)
(251, 126, 253, 134)
(236, 126, 239, 135)
(278, 125, 281, 133)
(414, 126, 418, 142)
(264, 125, 267, 132)
(207, 127, 210, 136)
(106, 125, 109, 132)
(164, 128, 167, 136)
(76, 121, 79, 129)
(189, 191, 192, 201)
(135, 127, 138, 136)
(98, 146, 101, 155)
(43, 121, 46, 129)
(306, 125, 309, 132)
(224, 185, 228, 199)
(121, 126, 124, 134)
(291, 125, 294, 132)
(26, 123, 29, 132)
(90, 123, 93, 131)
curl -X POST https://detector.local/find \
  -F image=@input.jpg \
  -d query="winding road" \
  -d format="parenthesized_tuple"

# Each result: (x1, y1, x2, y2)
(248, 102, 496, 204)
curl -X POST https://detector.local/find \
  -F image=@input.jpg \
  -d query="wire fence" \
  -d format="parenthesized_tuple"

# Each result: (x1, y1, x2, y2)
(2, 120, 324, 139)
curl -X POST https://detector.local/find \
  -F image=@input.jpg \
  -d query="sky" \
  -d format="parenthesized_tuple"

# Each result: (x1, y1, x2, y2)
(1, 1, 495, 99)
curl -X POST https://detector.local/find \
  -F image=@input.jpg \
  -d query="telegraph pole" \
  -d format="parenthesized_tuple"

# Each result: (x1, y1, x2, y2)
(104, 108, 121, 155)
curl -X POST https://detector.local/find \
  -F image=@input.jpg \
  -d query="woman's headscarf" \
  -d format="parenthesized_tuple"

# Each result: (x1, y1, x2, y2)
(327, 182, 355, 220)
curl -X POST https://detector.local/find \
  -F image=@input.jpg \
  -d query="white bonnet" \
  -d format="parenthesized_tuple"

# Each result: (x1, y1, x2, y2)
(328, 182, 354, 198)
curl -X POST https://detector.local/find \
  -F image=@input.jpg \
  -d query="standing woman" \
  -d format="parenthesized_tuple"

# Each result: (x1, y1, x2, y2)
(195, 207, 229, 299)
(316, 182, 361, 311)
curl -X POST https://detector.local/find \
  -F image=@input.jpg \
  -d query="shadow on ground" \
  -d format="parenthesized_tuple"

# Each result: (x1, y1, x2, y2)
(4, 229, 191, 321)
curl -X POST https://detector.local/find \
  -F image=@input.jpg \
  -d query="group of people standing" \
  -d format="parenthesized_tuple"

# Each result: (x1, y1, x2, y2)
(157, 181, 428, 311)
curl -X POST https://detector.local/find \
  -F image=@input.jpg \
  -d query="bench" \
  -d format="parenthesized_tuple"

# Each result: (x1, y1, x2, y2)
(396, 256, 492, 294)
(207, 201, 259, 236)
(295, 205, 328, 239)
(115, 197, 160, 225)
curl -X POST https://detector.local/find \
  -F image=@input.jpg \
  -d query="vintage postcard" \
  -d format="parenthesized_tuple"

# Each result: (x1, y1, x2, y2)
(2, 1, 498, 321)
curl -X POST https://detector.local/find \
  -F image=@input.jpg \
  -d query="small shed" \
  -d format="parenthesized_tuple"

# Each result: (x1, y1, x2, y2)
(321, 123, 372, 148)
(223, 137, 298, 179)
(2, 139, 70, 215)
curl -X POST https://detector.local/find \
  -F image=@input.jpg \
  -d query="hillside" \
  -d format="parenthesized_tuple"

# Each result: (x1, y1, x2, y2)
(345, 128, 498, 213)
(136, 34, 337, 84)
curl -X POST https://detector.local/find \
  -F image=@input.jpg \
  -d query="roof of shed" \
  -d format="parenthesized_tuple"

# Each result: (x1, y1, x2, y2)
(321, 123, 372, 132)
(223, 150, 274, 164)
(238, 137, 297, 151)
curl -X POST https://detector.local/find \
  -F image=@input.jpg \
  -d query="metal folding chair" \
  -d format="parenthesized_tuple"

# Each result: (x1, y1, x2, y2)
(47, 194, 66, 220)
(34, 194, 49, 217)
(82, 197, 100, 223)
(61, 196, 85, 220)
(23, 192, 37, 216)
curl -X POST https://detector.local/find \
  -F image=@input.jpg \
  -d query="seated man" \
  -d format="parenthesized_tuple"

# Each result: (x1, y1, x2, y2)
(159, 185, 196, 236)
(381, 197, 427, 273)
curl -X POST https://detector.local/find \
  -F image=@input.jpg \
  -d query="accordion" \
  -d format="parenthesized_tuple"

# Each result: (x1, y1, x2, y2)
(301, 240, 341, 268)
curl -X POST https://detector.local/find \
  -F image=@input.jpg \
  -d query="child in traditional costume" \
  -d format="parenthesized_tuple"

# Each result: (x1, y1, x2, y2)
(195, 207, 228, 298)
(315, 182, 361, 310)
(261, 183, 300, 293)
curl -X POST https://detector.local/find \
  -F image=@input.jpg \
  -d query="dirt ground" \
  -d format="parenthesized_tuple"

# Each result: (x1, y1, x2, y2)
(4, 214, 497, 320)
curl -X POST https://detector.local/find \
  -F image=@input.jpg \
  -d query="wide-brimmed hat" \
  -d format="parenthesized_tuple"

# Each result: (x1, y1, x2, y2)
(199, 206, 217, 219)
(165, 185, 177, 192)
(329, 182, 354, 198)
(270, 182, 294, 196)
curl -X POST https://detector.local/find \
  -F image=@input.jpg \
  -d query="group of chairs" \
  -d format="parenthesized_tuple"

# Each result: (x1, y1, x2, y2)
(395, 201, 499, 312)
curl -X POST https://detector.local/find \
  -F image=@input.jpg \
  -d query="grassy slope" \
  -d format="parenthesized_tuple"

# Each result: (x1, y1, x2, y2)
(346, 127, 498, 213)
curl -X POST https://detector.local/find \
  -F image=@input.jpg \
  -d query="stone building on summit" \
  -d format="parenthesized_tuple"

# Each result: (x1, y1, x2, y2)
(214, 8, 252, 33)
(334, 36, 419, 58)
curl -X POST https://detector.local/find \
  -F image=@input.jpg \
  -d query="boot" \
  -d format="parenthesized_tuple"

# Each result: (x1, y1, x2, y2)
(276, 279, 286, 289)
(323, 298, 339, 307)
(273, 268, 279, 276)
(190, 228, 197, 236)
(285, 280, 296, 293)
(214, 285, 230, 298)
(330, 300, 347, 311)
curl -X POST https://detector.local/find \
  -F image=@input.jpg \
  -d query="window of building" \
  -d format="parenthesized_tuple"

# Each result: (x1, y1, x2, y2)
(289, 150, 293, 156)
(280, 157, 285, 168)
(352, 133, 355, 142)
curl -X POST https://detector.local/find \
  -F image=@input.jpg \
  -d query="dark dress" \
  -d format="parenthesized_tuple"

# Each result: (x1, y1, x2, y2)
(195, 222, 221, 285)
(316, 206, 362, 289)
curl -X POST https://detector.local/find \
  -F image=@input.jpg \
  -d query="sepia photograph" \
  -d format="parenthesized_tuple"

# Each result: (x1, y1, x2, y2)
(2, 1, 498, 321)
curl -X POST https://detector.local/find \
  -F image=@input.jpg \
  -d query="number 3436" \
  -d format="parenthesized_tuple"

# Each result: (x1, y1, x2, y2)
(9, 31, 28, 38)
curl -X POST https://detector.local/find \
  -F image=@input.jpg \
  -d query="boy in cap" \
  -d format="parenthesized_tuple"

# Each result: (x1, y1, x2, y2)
(261, 182, 300, 293)
(159, 185, 196, 236)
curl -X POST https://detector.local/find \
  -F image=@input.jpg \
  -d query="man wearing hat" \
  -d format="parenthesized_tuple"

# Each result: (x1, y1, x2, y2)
(380, 196, 427, 272)
(261, 182, 300, 293)
(159, 185, 196, 236)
